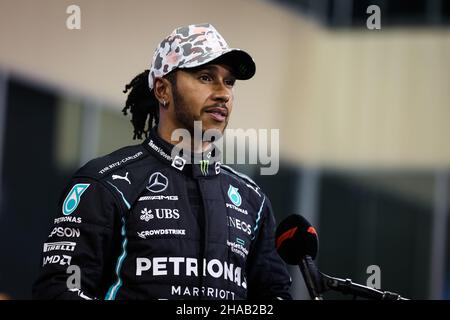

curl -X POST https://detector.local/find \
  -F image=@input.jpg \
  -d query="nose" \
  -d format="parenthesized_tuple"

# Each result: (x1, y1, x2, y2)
(211, 82, 231, 103)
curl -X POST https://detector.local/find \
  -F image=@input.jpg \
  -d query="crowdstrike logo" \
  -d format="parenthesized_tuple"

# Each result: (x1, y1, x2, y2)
(137, 229, 186, 239)
(146, 172, 169, 193)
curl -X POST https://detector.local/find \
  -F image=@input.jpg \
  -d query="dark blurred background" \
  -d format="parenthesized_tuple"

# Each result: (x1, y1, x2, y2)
(0, 0, 449, 300)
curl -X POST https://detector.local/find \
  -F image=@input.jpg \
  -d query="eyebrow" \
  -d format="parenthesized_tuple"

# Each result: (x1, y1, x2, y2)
(187, 64, 235, 78)
(197, 65, 220, 72)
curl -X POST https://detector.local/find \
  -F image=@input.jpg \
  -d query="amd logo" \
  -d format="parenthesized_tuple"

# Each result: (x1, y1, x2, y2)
(42, 255, 72, 266)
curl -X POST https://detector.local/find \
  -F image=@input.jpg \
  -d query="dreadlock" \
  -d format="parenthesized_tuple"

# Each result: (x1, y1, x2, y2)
(122, 70, 178, 139)
(122, 70, 159, 140)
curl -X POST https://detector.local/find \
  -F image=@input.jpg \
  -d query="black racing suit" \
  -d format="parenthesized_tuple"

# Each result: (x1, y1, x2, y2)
(32, 128, 292, 300)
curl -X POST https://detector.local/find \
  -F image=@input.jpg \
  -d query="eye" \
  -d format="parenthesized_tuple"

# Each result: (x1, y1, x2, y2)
(199, 74, 212, 82)
(225, 78, 236, 87)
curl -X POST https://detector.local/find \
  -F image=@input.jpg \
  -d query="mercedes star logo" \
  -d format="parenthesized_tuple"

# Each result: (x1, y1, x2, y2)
(146, 172, 168, 193)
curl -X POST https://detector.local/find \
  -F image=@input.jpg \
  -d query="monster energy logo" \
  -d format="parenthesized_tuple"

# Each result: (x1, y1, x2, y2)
(200, 160, 209, 176)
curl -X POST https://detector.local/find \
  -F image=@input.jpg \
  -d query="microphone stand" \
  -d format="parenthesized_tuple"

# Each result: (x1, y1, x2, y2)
(320, 272, 409, 300)
(299, 256, 325, 300)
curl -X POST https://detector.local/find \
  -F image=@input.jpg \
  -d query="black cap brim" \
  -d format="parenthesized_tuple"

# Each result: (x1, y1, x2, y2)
(211, 49, 256, 80)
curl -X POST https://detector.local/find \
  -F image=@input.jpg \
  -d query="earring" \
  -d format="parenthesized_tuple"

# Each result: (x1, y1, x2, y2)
(161, 99, 167, 108)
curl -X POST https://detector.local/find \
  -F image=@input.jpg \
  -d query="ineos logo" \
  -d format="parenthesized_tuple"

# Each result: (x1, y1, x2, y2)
(146, 172, 168, 193)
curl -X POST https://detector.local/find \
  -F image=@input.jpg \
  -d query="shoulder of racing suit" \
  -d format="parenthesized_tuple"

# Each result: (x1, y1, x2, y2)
(74, 143, 149, 179)
(69, 142, 159, 211)
(220, 164, 263, 198)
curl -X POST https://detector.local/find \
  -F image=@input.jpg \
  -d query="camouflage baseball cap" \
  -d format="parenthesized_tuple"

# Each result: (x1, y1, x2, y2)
(148, 23, 256, 90)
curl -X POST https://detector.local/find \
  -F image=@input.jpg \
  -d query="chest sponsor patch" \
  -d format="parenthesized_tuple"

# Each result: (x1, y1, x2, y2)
(137, 229, 186, 239)
(139, 208, 180, 221)
(43, 241, 76, 252)
(62, 184, 90, 215)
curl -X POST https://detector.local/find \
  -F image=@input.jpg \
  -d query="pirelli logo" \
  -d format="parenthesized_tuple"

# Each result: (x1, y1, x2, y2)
(43, 241, 76, 252)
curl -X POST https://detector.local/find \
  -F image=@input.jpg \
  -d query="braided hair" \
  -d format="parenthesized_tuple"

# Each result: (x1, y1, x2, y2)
(122, 70, 177, 139)
(122, 70, 158, 139)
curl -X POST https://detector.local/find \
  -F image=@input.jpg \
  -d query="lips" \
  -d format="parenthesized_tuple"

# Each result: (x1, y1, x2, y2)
(205, 106, 228, 122)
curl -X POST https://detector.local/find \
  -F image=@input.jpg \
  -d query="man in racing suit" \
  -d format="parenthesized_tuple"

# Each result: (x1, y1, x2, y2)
(32, 23, 292, 300)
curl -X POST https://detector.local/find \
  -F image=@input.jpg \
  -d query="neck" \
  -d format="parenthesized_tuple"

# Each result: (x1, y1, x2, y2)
(157, 124, 211, 154)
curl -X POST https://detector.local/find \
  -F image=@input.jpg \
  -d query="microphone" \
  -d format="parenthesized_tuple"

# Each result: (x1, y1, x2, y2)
(276, 214, 409, 300)
(275, 214, 324, 300)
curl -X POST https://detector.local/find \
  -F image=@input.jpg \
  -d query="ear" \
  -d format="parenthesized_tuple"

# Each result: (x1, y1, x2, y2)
(153, 77, 172, 108)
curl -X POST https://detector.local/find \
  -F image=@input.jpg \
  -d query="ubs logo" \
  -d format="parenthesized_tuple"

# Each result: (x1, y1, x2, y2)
(140, 208, 180, 221)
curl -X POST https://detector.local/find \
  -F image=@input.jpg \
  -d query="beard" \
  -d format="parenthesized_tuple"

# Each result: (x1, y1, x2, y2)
(172, 87, 200, 135)
(172, 86, 229, 137)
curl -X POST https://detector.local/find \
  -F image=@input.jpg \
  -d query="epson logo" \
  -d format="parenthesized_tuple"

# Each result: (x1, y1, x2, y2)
(227, 217, 252, 235)
(49, 227, 81, 238)
(42, 255, 72, 266)
(43, 241, 76, 252)
(139, 195, 179, 201)
(136, 257, 246, 289)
